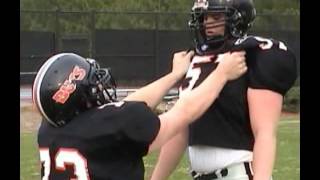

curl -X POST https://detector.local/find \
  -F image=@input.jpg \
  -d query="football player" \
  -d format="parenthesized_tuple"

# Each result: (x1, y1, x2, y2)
(33, 50, 246, 180)
(151, 0, 298, 180)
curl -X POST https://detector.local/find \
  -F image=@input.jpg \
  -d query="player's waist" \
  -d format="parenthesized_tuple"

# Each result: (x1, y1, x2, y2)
(190, 162, 253, 180)
(188, 145, 252, 172)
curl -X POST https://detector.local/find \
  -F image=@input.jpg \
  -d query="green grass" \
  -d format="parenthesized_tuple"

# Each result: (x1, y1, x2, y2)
(273, 119, 300, 180)
(20, 133, 41, 180)
(21, 116, 299, 180)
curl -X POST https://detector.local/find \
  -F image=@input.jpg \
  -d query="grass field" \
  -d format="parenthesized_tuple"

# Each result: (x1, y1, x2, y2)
(20, 115, 299, 180)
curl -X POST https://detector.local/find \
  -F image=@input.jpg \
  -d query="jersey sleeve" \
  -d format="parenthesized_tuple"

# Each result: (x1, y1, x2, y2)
(122, 101, 161, 154)
(247, 42, 298, 95)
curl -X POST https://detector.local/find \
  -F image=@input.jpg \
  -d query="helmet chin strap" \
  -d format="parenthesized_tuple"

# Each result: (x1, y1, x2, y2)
(206, 34, 225, 44)
(197, 33, 229, 55)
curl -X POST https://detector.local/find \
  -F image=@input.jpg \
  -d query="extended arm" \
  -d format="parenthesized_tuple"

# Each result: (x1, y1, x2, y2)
(124, 51, 194, 109)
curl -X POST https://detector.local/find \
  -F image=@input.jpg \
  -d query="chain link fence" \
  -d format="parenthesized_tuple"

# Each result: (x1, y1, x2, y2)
(20, 10, 300, 85)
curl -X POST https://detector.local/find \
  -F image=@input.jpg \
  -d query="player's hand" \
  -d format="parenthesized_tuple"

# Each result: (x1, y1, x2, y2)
(171, 50, 194, 79)
(216, 51, 247, 81)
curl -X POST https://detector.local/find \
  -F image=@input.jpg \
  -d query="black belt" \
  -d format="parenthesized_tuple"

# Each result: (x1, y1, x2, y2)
(191, 162, 253, 180)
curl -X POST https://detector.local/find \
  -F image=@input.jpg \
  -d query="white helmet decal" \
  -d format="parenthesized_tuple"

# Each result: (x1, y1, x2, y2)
(192, 0, 209, 10)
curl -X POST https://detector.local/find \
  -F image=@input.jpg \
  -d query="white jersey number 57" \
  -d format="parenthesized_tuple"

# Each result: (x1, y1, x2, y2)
(254, 36, 287, 51)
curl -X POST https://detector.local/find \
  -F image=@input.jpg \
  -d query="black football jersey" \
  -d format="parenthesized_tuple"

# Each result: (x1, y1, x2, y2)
(180, 36, 298, 150)
(38, 101, 160, 180)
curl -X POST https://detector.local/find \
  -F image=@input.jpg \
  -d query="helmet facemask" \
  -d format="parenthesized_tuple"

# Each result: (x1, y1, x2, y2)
(85, 59, 117, 107)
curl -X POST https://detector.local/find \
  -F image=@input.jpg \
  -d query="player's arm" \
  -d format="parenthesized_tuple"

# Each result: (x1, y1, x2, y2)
(150, 129, 189, 180)
(123, 51, 194, 109)
(148, 51, 247, 152)
(248, 88, 282, 180)
(247, 41, 298, 180)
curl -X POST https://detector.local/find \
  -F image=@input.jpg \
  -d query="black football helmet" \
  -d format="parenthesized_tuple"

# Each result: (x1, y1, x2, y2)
(32, 53, 117, 127)
(188, 0, 256, 54)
